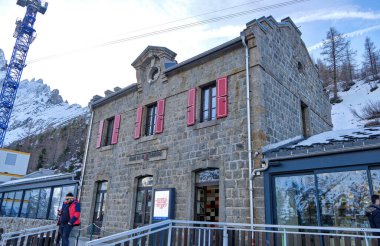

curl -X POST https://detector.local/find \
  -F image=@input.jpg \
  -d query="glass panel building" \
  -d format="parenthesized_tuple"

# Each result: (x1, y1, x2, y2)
(264, 136, 380, 228)
(0, 173, 78, 220)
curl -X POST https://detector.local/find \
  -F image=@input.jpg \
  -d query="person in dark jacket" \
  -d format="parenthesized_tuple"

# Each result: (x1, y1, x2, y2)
(57, 192, 81, 246)
(366, 195, 380, 245)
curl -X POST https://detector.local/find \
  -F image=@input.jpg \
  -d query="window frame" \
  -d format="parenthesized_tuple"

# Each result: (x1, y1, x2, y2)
(92, 181, 108, 235)
(145, 103, 157, 136)
(102, 117, 115, 147)
(200, 83, 217, 122)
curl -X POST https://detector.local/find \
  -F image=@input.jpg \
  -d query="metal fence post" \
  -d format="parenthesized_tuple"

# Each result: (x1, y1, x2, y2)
(364, 232, 369, 246)
(90, 224, 94, 241)
(223, 226, 228, 246)
(283, 228, 287, 246)
(167, 221, 172, 246)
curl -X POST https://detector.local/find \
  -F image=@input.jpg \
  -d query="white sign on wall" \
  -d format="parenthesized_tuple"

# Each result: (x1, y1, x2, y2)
(153, 190, 170, 219)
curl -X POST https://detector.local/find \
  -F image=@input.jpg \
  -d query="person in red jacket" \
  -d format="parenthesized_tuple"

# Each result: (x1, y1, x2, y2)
(57, 192, 81, 246)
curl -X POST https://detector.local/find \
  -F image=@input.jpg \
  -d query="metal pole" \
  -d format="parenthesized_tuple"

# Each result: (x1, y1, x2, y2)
(364, 232, 369, 246)
(283, 228, 287, 246)
(167, 222, 172, 246)
(90, 224, 94, 241)
(223, 226, 228, 246)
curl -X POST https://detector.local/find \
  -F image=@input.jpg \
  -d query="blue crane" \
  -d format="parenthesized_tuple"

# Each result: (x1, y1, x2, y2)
(0, 0, 48, 147)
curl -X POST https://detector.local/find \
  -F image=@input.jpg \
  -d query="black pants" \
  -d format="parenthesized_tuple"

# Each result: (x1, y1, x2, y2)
(59, 224, 73, 246)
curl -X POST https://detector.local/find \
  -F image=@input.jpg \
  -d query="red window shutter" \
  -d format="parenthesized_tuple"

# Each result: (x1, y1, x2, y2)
(187, 88, 196, 126)
(156, 99, 165, 134)
(134, 107, 143, 139)
(217, 76, 228, 118)
(96, 120, 104, 148)
(111, 114, 121, 144)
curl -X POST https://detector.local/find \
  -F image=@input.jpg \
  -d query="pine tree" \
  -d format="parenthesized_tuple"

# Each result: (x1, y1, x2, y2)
(341, 43, 357, 91)
(321, 27, 349, 103)
(316, 59, 331, 89)
(362, 37, 379, 90)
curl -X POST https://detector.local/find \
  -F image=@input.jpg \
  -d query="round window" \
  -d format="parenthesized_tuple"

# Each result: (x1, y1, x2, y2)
(147, 66, 160, 83)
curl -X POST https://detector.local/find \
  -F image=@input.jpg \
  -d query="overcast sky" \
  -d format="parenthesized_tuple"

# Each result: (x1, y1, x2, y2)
(0, 0, 379, 107)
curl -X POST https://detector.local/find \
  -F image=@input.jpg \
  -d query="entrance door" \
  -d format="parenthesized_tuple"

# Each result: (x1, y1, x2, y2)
(195, 186, 219, 222)
(194, 169, 219, 222)
(134, 176, 153, 228)
(92, 181, 108, 235)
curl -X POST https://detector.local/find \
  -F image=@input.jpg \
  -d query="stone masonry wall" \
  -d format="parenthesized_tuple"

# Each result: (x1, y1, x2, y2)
(242, 17, 332, 224)
(246, 17, 332, 145)
(80, 16, 333, 235)
(80, 44, 251, 236)
(0, 217, 54, 233)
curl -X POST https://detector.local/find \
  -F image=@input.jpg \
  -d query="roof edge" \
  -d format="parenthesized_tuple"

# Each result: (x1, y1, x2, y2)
(164, 37, 242, 74)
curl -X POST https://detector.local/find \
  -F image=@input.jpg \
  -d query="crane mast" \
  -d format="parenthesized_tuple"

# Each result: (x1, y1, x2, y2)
(0, 0, 48, 147)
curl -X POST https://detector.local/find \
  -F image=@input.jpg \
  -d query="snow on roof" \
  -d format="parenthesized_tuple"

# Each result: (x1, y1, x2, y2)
(262, 135, 303, 153)
(292, 127, 380, 147)
(263, 127, 380, 157)
(0, 173, 74, 187)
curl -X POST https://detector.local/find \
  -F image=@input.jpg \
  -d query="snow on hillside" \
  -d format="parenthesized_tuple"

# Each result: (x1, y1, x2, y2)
(331, 80, 380, 130)
(3, 78, 89, 146)
(0, 49, 89, 146)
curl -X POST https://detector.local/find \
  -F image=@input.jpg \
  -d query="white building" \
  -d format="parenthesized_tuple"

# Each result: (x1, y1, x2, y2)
(0, 149, 30, 183)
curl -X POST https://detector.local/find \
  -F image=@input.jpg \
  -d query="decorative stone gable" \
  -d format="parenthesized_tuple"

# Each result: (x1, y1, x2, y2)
(131, 46, 177, 92)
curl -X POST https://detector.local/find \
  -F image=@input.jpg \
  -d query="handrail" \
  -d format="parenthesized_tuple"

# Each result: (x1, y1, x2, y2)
(86, 220, 170, 245)
(169, 220, 380, 233)
(1, 224, 57, 238)
(86, 219, 380, 246)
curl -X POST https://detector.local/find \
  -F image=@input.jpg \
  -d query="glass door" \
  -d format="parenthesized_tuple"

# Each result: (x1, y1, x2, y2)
(134, 176, 153, 228)
(93, 181, 108, 235)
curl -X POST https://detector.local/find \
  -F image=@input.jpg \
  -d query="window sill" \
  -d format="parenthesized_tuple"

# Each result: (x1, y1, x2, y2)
(99, 145, 113, 152)
(194, 120, 219, 130)
(137, 134, 157, 143)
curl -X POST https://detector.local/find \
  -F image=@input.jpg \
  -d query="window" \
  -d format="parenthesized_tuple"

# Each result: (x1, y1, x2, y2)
(5, 153, 17, 165)
(103, 117, 115, 146)
(201, 83, 217, 122)
(49, 187, 62, 220)
(11, 191, 22, 217)
(275, 174, 317, 226)
(26, 189, 40, 218)
(134, 176, 153, 228)
(93, 181, 108, 235)
(20, 190, 31, 217)
(0, 185, 76, 220)
(145, 104, 157, 136)
(37, 188, 51, 219)
(96, 115, 121, 148)
(1, 192, 15, 216)
(0, 191, 23, 217)
(301, 101, 310, 137)
(274, 169, 373, 228)
(48, 185, 75, 220)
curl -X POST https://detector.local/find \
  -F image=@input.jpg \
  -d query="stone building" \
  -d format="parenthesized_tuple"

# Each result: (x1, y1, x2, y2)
(79, 16, 332, 235)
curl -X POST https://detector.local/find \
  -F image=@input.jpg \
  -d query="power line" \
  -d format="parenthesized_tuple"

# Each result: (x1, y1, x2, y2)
(116, 0, 267, 36)
(27, 0, 311, 64)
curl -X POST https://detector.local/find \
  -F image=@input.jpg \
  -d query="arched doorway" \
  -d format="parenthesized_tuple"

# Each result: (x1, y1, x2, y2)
(194, 169, 219, 222)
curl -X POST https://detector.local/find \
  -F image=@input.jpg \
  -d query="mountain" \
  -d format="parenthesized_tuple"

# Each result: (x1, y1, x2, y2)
(4, 78, 89, 146)
(0, 49, 90, 173)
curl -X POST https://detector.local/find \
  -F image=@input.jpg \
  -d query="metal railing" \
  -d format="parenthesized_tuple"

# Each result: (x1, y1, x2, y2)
(86, 220, 380, 246)
(0, 224, 58, 246)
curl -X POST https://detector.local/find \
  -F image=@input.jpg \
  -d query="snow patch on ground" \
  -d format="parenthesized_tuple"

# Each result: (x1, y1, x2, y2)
(331, 81, 380, 130)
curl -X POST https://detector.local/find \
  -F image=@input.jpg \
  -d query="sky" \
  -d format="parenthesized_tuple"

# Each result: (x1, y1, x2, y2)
(0, 0, 379, 107)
